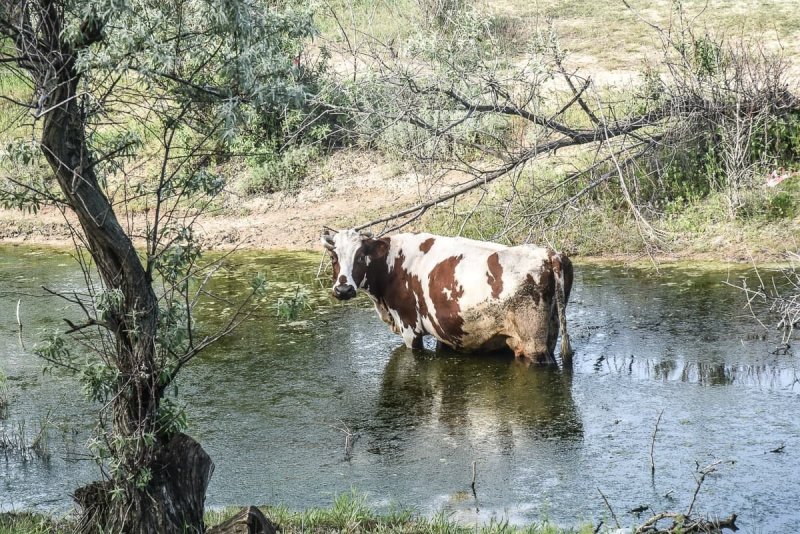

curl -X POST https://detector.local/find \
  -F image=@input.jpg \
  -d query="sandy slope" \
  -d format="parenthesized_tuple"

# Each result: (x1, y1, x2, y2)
(0, 151, 452, 251)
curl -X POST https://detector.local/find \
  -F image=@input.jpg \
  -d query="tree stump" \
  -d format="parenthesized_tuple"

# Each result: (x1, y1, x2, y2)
(74, 433, 214, 533)
(206, 507, 277, 534)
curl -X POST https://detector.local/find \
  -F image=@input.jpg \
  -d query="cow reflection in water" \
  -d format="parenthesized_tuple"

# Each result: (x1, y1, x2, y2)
(370, 346, 582, 456)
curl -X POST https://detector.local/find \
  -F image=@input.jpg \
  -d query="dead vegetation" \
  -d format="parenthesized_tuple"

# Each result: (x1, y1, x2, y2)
(598, 412, 739, 534)
(311, 0, 799, 262)
(732, 251, 800, 351)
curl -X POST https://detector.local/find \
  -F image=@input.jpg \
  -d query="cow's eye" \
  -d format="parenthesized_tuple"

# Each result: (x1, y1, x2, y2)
(356, 255, 365, 264)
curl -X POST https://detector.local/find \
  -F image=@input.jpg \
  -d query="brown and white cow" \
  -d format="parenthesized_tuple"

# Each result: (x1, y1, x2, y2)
(321, 229, 573, 364)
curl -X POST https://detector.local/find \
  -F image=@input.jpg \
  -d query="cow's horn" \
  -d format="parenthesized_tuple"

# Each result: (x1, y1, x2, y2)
(359, 231, 373, 239)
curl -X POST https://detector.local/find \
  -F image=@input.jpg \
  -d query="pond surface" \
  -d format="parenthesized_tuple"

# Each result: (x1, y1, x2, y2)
(1, 245, 799, 531)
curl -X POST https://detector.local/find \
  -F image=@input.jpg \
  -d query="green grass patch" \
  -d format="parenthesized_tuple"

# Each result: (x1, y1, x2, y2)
(485, 0, 800, 70)
(206, 491, 593, 533)
(0, 513, 71, 534)
(0, 492, 593, 534)
(318, 0, 440, 43)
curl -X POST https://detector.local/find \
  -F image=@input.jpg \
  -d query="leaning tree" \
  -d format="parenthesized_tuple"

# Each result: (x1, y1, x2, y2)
(0, 0, 312, 531)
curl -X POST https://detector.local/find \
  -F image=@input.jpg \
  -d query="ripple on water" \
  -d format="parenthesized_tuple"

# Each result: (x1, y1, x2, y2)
(1, 249, 798, 531)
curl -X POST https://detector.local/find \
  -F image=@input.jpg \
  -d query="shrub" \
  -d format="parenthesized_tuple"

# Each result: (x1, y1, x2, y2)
(240, 143, 319, 194)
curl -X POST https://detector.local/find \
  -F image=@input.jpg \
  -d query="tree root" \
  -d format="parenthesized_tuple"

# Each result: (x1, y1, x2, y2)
(206, 507, 277, 534)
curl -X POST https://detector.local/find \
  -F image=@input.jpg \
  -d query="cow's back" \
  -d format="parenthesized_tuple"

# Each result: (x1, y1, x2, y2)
(387, 234, 556, 351)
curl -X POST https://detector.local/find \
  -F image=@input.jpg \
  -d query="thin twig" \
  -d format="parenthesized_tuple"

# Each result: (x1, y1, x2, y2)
(597, 487, 621, 529)
(470, 460, 477, 498)
(332, 419, 358, 461)
(687, 460, 731, 517)
(16, 298, 24, 349)
(650, 409, 664, 477)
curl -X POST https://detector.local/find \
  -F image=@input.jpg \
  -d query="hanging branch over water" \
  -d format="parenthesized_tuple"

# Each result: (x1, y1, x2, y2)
(727, 251, 800, 351)
(343, 44, 674, 237)
(320, 1, 798, 243)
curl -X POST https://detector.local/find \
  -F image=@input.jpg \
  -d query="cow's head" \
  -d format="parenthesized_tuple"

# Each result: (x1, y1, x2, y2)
(321, 228, 386, 300)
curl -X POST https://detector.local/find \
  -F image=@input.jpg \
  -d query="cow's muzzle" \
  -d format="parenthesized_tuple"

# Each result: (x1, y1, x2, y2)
(333, 284, 357, 300)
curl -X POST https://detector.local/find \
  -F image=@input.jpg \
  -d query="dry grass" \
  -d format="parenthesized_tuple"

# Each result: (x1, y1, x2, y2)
(489, 0, 800, 71)
(318, 0, 800, 80)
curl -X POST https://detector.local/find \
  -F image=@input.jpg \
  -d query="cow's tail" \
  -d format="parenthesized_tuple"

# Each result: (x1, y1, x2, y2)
(554, 254, 573, 363)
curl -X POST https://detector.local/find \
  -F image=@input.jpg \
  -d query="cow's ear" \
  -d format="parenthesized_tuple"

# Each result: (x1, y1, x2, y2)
(364, 237, 389, 258)
(321, 233, 335, 251)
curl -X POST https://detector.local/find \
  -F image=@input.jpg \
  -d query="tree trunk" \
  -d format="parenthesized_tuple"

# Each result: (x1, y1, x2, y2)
(41, 80, 210, 532)
(74, 433, 214, 534)
(24, 9, 211, 532)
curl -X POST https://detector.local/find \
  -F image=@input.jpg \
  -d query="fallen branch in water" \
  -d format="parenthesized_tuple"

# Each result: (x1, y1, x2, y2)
(769, 443, 785, 454)
(633, 460, 738, 534)
(635, 512, 738, 534)
(726, 251, 799, 350)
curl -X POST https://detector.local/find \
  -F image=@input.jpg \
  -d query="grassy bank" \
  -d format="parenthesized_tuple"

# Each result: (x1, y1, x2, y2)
(1, 1, 798, 259)
(1, 492, 593, 534)
(423, 173, 800, 263)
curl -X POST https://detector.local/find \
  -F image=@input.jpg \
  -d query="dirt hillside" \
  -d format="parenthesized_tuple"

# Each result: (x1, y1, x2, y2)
(0, 151, 453, 251)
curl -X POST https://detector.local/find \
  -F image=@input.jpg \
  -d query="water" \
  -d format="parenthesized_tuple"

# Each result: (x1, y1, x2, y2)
(1, 245, 799, 531)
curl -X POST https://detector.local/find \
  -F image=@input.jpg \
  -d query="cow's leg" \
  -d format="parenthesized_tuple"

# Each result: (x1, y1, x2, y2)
(401, 327, 424, 349)
(545, 300, 560, 356)
(506, 336, 552, 363)
(524, 346, 556, 364)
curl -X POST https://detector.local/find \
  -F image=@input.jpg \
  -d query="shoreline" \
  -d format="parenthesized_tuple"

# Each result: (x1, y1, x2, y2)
(0, 206, 796, 267)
